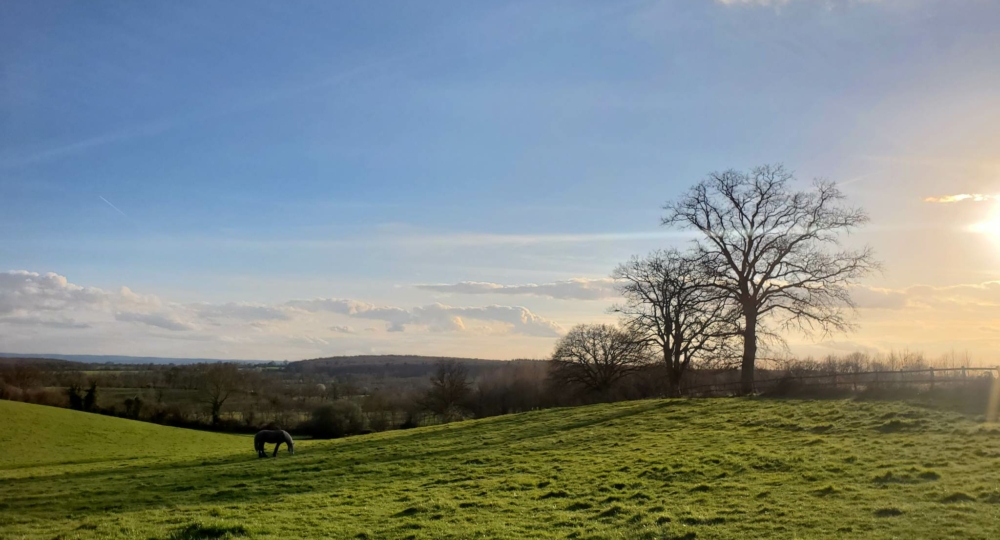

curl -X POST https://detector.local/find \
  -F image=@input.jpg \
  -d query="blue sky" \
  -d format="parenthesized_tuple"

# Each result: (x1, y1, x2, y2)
(3, 0, 1000, 361)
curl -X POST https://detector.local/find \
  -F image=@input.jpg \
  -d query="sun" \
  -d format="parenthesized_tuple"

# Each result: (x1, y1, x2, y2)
(968, 205, 1000, 236)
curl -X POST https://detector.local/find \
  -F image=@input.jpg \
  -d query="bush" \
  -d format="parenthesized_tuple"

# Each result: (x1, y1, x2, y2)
(307, 400, 365, 439)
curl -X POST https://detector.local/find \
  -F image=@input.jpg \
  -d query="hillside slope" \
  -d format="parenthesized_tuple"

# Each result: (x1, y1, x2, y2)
(2, 398, 1000, 539)
(0, 400, 243, 470)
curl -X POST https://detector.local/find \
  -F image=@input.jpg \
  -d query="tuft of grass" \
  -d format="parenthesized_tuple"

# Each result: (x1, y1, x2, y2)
(940, 492, 976, 503)
(811, 485, 838, 497)
(597, 505, 624, 518)
(168, 523, 248, 540)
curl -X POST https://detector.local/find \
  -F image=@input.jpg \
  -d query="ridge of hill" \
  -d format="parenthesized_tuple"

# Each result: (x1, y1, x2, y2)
(290, 354, 521, 367)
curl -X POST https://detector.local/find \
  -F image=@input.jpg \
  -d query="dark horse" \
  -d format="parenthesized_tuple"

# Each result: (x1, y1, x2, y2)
(254, 429, 294, 458)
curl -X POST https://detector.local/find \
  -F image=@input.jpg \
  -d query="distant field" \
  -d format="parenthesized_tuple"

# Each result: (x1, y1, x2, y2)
(2, 398, 1000, 539)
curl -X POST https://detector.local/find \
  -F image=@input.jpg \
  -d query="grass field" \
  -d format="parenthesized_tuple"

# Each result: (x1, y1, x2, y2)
(2, 398, 1000, 539)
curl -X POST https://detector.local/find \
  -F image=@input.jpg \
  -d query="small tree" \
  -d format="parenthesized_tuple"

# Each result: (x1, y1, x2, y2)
(308, 400, 364, 438)
(663, 164, 878, 394)
(549, 324, 649, 396)
(82, 381, 98, 411)
(198, 363, 243, 426)
(421, 360, 471, 421)
(67, 384, 83, 410)
(613, 249, 736, 397)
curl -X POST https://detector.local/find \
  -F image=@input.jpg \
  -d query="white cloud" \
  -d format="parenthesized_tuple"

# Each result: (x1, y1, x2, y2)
(0, 315, 90, 329)
(715, 0, 884, 5)
(417, 278, 618, 300)
(286, 298, 413, 331)
(411, 303, 564, 337)
(850, 285, 909, 310)
(0, 270, 114, 314)
(716, 0, 791, 5)
(287, 298, 562, 336)
(191, 302, 292, 321)
(852, 281, 1000, 311)
(924, 194, 998, 203)
(115, 311, 197, 331)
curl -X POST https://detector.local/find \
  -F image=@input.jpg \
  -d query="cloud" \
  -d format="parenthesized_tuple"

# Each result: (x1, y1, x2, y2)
(850, 286, 909, 310)
(412, 304, 564, 337)
(329, 325, 354, 333)
(191, 302, 292, 322)
(287, 298, 562, 336)
(924, 194, 998, 203)
(114, 311, 196, 331)
(287, 299, 413, 331)
(852, 281, 1000, 311)
(0, 315, 90, 329)
(417, 278, 618, 300)
(715, 0, 884, 5)
(0, 270, 114, 314)
(716, 0, 791, 5)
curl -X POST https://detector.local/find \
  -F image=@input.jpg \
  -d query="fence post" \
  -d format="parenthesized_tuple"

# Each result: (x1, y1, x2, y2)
(929, 367, 935, 390)
(962, 366, 968, 381)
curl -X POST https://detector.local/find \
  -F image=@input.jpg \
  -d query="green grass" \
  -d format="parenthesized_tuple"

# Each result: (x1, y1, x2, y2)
(2, 398, 1000, 539)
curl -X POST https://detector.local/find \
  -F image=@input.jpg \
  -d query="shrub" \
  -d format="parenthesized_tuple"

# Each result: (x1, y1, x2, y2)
(307, 400, 365, 439)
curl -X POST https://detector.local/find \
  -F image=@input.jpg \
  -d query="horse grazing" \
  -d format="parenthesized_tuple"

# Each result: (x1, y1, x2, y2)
(254, 429, 294, 458)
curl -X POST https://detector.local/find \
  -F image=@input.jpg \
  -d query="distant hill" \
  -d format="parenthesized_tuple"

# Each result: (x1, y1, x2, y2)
(288, 354, 543, 378)
(293, 354, 504, 367)
(0, 356, 81, 368)
(0, 353, 272, 365)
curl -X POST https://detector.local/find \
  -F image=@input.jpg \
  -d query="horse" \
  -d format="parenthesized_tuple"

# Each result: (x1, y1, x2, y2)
(254, 429, 294, 458)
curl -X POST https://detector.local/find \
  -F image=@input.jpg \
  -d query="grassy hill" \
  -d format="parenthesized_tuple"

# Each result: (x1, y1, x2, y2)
(2, 398, 999, 539)
(0, 400, 243, 471)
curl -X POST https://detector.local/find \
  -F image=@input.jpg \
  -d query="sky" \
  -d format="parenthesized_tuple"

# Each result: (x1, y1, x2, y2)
(2, 0, 1000, 362)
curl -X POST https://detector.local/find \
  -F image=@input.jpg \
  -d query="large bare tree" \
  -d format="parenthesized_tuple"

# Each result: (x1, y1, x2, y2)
(549, 324, 649, 395)
(663, 164, 877, 394)
(612, 249, 735, 397)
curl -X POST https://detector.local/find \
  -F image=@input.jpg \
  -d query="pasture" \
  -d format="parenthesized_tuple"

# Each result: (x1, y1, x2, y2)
(2, 398, 999, 539)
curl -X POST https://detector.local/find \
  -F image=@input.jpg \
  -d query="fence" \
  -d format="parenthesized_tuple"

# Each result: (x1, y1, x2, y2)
(681, 366, 1000, 397)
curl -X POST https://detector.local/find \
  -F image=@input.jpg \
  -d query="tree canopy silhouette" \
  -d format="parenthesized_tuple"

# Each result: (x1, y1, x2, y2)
(613, 249, 736, 397)
(663, 164, 877, 394)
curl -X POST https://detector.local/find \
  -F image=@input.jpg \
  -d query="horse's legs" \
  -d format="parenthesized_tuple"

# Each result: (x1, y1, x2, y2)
(272, 441, 282, 457)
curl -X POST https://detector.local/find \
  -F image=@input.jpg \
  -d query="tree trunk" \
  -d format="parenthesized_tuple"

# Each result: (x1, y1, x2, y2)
(740, 310, 757, 395)
(664, 347, 681, 398)
(211, 401, 222, 425)
(666, 369, 681, 398)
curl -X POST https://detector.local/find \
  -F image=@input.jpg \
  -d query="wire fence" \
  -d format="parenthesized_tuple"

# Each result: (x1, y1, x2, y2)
(680, 366, 1000, 397)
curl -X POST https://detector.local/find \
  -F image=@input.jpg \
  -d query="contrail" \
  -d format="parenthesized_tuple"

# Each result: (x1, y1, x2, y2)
(99, 196, 128, 218)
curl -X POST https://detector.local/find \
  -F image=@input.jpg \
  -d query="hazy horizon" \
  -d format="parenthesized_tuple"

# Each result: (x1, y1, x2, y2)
(4, 0, 1000, 363)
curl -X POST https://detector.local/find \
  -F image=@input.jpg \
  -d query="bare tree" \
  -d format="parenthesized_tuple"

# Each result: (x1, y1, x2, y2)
(663, 164, 878, 394)
(612, 249, 736, 397)
(421, 360, 472, 421)
(198, 363, 244, 425)
(549, 324, 650, 396)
